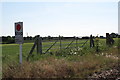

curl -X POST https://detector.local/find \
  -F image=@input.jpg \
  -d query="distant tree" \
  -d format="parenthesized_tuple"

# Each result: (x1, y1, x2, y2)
(100, 36, 105, 38)
(60, 36, 64, 40)
(92, 36, 95, 38)
(29, 36, 33, 40)
(82, 36, 89, 39)
(2, 36, 15, 44)
(48, 35, 51, 40)
(24, 37, 27, 40)
(118, 35, 120, 38)
(12, 36, 15, 39)
(2, 36, 7, 42)
(110, 33, 118, 38)
(7, 36, 15, 43)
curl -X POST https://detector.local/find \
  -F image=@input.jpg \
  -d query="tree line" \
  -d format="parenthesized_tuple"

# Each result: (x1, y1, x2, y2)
(0, 33, 119, 44)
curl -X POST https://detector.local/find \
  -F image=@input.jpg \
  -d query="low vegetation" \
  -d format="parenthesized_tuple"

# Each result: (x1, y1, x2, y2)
(2, 38, 120, 78)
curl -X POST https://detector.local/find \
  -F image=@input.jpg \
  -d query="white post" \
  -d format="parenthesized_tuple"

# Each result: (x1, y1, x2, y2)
(19, 44, 22, 64)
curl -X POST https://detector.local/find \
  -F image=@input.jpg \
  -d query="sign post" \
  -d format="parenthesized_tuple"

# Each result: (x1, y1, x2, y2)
(20, 44, 22, 64)
(15, 22, 23, 64)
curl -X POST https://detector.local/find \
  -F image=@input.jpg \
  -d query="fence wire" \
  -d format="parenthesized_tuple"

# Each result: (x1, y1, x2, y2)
(2, 38, 89, 63)
(42, 39, 88, 54)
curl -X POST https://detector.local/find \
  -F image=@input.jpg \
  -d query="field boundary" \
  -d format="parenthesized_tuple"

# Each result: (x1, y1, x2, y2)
(27, 35, 89, 61)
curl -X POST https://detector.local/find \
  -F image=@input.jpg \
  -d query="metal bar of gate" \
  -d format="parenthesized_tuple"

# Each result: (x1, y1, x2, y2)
(81, 39, 89, 47)
(27, 38, 37, 61)
(44, 40, 58, 54)
(66, 40, 75, 49)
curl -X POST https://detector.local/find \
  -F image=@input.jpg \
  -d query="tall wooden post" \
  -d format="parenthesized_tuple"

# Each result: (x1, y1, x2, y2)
(106, 33, 114, 46)
(36, 35, 40, 54)
(106, 33, 110, 45)
(40, 36, 42, 54)
(59, 35, 62, 50)
(90, 35, 94, 48)
(36, 35, 42, 54)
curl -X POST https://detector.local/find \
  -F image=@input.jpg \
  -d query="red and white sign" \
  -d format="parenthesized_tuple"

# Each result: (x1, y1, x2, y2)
(16, 24, 21, 31)
(15, 22, 23, 44)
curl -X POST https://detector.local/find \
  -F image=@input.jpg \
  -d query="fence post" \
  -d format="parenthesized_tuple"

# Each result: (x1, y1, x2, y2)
(76, 37, 78, 51)
(90, 34, 94, 48)
(36, 35, 40, 54)
(59, 35, 62, 50)
(106, 33, 110, 45)
(40, 36, 42, 54)
(36, 35, 42, 54)
(106, 33, 114, 46)
(27, 37, 37, 61)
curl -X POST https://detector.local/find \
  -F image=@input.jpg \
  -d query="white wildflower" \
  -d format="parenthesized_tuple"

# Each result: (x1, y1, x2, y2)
(74, 52, 77, 55)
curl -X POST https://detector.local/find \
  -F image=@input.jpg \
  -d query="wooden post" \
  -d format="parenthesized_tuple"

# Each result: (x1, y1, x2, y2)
(39, 36, 42, 54)
(106, 33, 114, 46)
(90, 35, 92, 48)
(59, 35, 62, 50)
(95, 36, 99, 53)
(36, 35, 39, 54)
(36, 35, 42, 54)
(27, 35, 42, 61)
(27, 38, 37, 61)
(106, 33, 110, 45)
(90, 35, 94, 48)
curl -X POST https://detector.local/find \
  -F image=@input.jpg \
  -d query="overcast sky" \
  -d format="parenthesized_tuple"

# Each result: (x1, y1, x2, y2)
(0, 0, 118, 37)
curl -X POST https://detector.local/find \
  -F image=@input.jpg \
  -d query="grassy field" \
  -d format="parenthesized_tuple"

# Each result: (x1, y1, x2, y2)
(2, 39, 88, 64)
(1, 38, 120, 78)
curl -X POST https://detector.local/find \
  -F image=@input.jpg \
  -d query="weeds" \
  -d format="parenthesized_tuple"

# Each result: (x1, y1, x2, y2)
(2, 38, 119, 78)
(3, 47, 119, 78)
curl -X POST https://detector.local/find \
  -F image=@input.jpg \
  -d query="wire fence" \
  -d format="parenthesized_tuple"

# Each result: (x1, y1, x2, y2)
(2, 36, 89, 62)
(31, 36, 89, 54)
(42, 39, 88, 54)
(2, 33, 118, 63)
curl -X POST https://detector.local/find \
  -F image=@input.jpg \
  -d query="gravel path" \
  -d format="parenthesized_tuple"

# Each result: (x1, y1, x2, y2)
(87, 60, 120, 80)
(89, 67, 119, 80)
(88, 52, 120, 80)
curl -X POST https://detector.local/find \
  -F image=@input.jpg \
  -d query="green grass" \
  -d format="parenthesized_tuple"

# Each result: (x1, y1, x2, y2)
(2, 39, 88, 64)
(2, 47, 119, 78)
(1, 38, 120, 78)
(2, 38, 119, 64)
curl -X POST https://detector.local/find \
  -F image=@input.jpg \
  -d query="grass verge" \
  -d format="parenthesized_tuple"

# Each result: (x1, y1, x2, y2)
(2, 47, 119, 78)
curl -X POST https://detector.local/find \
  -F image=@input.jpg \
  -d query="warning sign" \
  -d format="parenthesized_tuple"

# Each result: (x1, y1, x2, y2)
(15, 22, 23, 44)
